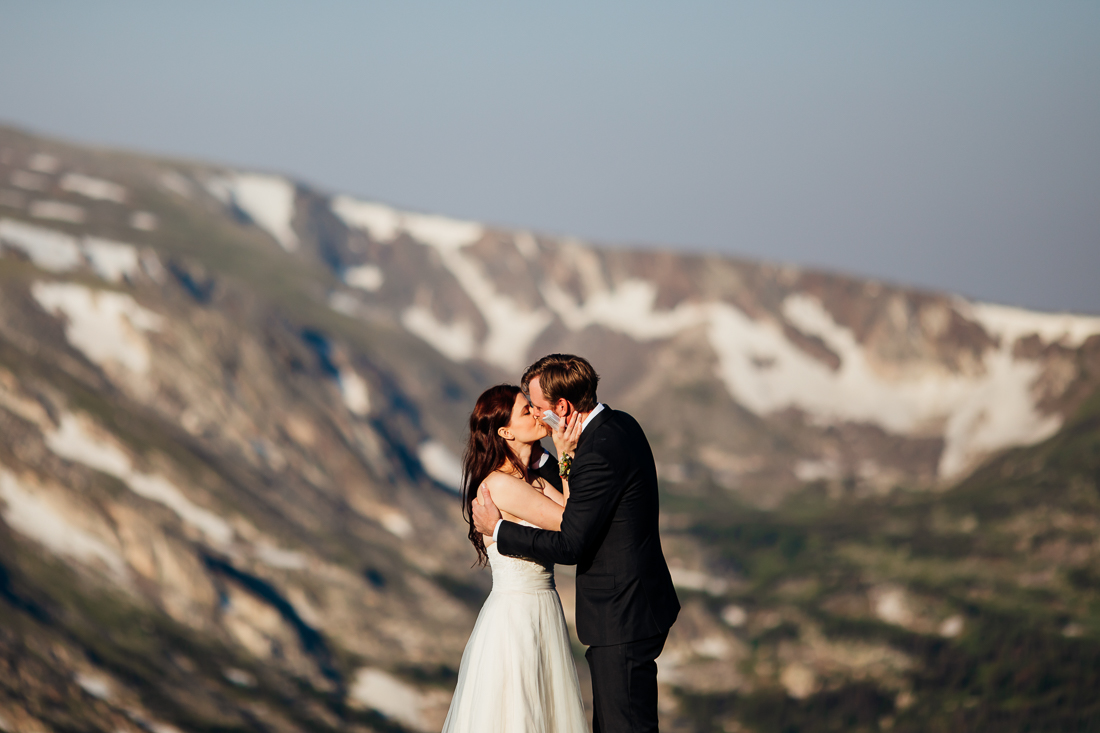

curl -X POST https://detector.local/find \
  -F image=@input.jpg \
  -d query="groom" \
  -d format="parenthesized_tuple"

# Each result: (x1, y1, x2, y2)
(473, 354, 680, 733)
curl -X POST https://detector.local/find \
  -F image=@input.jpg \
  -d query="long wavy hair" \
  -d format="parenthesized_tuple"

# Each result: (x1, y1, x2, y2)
(462, 384, 528, 566)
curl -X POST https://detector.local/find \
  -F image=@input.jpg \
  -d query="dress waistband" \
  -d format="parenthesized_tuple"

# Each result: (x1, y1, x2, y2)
(490, 575, 557, 593)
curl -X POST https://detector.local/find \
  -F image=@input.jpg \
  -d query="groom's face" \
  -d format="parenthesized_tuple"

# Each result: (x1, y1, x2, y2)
(528, 377, 565, 422)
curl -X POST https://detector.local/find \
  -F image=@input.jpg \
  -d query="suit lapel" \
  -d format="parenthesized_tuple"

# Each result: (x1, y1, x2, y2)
(577, 405, 613, 452)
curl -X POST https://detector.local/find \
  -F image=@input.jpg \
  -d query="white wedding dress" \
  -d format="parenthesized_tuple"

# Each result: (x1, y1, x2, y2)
(441, 522, 587, 733)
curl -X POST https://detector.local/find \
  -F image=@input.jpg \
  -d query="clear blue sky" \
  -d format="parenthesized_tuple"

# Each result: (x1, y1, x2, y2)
(2, 1, 1098, 313)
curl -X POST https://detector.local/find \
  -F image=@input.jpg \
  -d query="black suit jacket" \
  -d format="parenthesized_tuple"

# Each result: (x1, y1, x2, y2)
(529, 445, 563, 493)
(498, 406, 680, 646)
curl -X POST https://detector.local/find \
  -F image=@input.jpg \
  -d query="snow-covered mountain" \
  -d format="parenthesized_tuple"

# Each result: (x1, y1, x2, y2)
(326, 189, 1100, 489)
(219, 163, 1100, 500)
(1, 124, 1099, 732)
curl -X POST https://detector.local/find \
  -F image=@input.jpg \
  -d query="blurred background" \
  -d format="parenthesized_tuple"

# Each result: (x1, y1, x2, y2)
(0, 2, 1098, 732)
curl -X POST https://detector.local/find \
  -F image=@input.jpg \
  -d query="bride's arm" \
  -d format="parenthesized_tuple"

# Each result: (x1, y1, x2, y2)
(483, 472, 564, 531)
(536, 478, 566, 508)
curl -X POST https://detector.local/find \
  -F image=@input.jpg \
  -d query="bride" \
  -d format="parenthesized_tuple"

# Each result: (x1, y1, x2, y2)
(441, 384, 586, 733)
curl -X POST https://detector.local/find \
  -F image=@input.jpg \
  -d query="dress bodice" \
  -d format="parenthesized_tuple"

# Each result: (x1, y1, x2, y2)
(487, 520, 555, 593)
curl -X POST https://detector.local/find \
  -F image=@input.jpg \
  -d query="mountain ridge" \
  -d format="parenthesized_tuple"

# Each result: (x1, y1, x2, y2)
(1, 123, 1098, 732)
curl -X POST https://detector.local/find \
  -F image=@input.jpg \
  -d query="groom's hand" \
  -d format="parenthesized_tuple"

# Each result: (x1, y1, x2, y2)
(472, 485, 502, 543)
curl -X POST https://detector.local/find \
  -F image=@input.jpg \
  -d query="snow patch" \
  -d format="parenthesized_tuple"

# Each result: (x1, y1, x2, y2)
(332, 197, 548, 369)
(75, 671, 112, 700)
(964, 301, 1100, 349)
(381, 209, 548, 370)
(935, 348, 1061, 477)
(403, 216, 549, 369)
(418, 441, 463, 493)
(339, 369, 370, 416)
(207, 173, 298, 251)
(32, 282, 162, 375)
(794, 458, 841, 482)
(939, 615, 964, 638)
(432, 244, 552, 371)
(255, 543, 308, 570)
(27, 153, 60, 173)
(706, 295, 1069, 478)
(692, 635, 731, 659)
(721, 605, 748, 627)
(402, 212, 483, 251)
(0, 218, 83, 272)
(224, 668, 257, 687)
(30, 200, 86, 223)
(149, 723, 184, 733)
(141, 249, 166, 283)
(128, 473, 234, 545)
(0, 468, 127, 577)
(402, 306, 476, 362)
(130, 211, 158, 231)
(560, 240, 608, 297)
(872, 586, 914, 628)
(82, 237, 140, 282)
(45, 412, 132, 477)
(44, 412, 235, 546)
(60, 173, 127, 203)
(380, 510, 413, 538)
(328, 290, 360, 317)
(670, 567, 729, 596)
(345, 264, 383, 291)
(331, 196, 401, 241)
(10, 170, 49, 191)
(543, 278, 704, 341)
(513, 231, 539, 259)
(348, 668, 430, 730)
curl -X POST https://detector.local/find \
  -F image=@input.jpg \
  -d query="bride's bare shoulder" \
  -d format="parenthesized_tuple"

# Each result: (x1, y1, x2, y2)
(483, 470, 534, 494)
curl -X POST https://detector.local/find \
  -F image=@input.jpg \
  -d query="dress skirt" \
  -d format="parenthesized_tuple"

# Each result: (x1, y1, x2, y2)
(441, 543, 587, 733)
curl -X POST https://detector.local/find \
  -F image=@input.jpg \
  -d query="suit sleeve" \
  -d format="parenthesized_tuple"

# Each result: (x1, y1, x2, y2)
(497, 448, 622, 566)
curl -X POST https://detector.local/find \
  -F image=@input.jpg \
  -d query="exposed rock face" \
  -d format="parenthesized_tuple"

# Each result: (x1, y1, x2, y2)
(1, 125, 1099, 732)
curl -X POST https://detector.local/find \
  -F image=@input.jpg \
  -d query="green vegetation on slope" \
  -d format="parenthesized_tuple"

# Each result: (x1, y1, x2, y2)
(666, 390, 1100, 732)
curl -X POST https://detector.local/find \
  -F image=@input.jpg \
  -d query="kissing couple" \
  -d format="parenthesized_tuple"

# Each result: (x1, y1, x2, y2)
(441, 354, 680, 733)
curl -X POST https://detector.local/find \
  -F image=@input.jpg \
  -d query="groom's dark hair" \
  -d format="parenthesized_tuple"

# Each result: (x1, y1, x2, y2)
(522, 354, 600, 412)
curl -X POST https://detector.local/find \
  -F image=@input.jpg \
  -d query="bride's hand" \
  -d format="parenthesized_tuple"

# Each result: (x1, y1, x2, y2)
(552, 411, 582, 457)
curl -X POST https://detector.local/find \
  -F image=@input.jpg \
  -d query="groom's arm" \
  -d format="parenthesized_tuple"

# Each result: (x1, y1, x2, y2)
(497, 450, 621, 566)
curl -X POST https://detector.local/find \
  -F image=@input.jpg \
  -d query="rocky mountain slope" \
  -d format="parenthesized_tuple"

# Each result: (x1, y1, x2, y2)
(0, 123, 1098, 732)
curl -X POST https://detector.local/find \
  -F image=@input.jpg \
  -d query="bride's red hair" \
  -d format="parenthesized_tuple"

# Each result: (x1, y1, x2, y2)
(462, 384, 528, 566)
